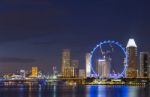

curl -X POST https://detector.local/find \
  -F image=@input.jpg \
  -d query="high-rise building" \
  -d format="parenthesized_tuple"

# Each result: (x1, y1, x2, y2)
(140, 52, 150, 78)
(126, 38, 138, 78)
(86, 53, 91, 77)
(97, 59, 104, 77)
(97, 59, 110, 78)
(71, 60, 79, 77)
(148, 56, 150, 78)
(32, 67, 38, 77)
(79, 69, 86, 78)
(62, 49, 71, 75)
(63, 67, 75, 78)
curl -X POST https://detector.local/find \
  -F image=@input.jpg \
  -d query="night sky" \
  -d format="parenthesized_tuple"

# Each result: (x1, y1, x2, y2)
(0, 0, 150, 74)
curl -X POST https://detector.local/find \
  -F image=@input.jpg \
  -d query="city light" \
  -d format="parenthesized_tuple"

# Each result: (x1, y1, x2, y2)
(0, 1, 150, 97)
(0, 38, 148, 87)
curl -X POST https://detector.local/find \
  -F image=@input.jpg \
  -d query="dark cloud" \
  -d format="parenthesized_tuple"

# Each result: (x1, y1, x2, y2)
(0, 57, 36, 63)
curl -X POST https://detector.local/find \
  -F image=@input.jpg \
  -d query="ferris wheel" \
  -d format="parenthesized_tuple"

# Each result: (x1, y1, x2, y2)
(90, 40, 128, 78)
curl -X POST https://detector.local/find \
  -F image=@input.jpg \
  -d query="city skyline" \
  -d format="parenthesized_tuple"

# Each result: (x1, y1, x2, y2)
(0, 0, 150, 73)
(0, 38, 149, 75)
(0, 37, 149, 74)
(0, 1, 149, 97)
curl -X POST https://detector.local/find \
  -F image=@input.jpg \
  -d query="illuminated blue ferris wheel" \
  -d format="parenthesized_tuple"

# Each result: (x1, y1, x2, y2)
(90, 40, 128, 78)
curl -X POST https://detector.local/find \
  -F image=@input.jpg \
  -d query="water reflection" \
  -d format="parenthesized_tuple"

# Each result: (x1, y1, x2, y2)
(53, 85, 56, 97)
(86, 85, 143, 97)
(86, 85, 106, 97)
(72, 86, 76, 97)
(0, 85, 149, 97)
(28, 84, 32, 97)
(19, 86, 24, 97)
(38, 85, 42, 97)
(128, 86, 138, 97)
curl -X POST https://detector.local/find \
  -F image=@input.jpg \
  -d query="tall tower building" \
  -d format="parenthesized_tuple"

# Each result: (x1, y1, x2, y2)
(79, 69, 86, 78)
(71, 60, 79, 77)
(97, 59, 110, 78)
(86, 53, 91, 77)
(126, 38, 138, 78)
(149, 56, 150, 78)
(61, 49, 71, 75)
(63, 67, 75, 78)
(97, 59, 105, 78)
(140, 52, 150, 78)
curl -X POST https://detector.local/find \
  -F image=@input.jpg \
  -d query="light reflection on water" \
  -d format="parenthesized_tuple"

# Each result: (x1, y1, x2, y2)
(53, 85, 56, 97)
(38, 85, 42, 97)
(0, 85, 149, 97)
(86, 85, 106, 97)
(19, 85, 24, 97)
(128, 86, 138, 97)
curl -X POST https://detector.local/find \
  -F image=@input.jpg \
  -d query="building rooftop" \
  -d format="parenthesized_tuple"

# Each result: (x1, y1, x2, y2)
(126, 38, 137, 48)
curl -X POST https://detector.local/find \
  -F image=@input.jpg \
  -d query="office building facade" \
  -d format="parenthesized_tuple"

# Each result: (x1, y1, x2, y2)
(61, 49, 71, 76)
(126, 38, 138, 78)
(140, 52, 150, 78)
(86, 53, 91, 77)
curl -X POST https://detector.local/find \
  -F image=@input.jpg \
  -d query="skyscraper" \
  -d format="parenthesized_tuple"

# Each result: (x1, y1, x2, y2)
(71, 60, 79, 77)
(86, 53, 91, 77)
(61, 49, 71, 75)
(126, 38, 138, 78)
(149, 56, 150, 78)
(140, 52, 150, 78)
(63, 67, 75, 78)
(97, 59, 104, 78)
(97, 59, 110, 78)
(79, 69, 86, 78)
